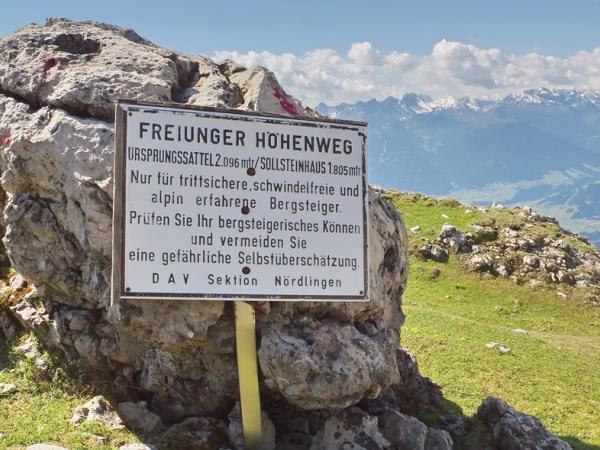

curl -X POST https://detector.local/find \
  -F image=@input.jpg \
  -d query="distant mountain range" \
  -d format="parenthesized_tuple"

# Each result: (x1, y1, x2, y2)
(316, 88, 600, 245)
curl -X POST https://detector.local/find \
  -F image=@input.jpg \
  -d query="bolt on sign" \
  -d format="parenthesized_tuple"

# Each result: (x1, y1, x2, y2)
(111, 100, 369, 302)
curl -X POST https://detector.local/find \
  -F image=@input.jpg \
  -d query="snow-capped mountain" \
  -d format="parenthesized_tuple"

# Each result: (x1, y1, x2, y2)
(317, 88, 600, 245)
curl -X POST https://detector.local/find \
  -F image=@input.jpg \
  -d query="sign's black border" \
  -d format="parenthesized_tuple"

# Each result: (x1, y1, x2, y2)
(111, 100, 369, 303)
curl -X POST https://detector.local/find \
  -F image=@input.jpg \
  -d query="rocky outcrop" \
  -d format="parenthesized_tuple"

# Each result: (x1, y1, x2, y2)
(413, 202, 600, 303)
(476, 397, 573, 450)
(0, 18, 575, 450)
(0, 18, 416, 448)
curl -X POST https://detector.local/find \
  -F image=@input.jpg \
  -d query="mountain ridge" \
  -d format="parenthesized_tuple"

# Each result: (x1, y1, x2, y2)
(318, 88, 600, 118)
(317, 88, 600, 246)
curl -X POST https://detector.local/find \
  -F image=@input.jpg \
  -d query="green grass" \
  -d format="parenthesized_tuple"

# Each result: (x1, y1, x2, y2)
(0, 335, 140, 450)
(388, 192, 600, 449)
(1, 192, 599, 449)
(385, 191, 593, 252)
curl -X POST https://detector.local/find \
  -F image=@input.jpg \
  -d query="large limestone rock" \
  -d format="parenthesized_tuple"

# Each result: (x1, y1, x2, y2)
(0, 18, 408, 425)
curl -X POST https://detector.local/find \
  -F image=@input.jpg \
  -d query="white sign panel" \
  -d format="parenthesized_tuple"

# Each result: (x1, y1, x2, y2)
(112, 101, 369, 301)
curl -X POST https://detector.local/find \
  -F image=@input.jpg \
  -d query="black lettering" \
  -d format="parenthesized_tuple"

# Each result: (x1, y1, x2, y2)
(164, 124, 174, 141)
(152, 123, 161, 140)
(236, 130, 246, 146)
(139, 122, 150, 138)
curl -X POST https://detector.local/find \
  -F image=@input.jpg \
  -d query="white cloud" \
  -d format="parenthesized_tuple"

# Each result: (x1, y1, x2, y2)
(212, 40, 600, 106)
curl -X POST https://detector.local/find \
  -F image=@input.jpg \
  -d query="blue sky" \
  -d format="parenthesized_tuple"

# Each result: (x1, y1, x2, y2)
(2, 0, 598, 57)
(2, 0, 599, 104)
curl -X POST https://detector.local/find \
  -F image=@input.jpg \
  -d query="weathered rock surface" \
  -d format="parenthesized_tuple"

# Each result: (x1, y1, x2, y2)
(0, 382, 16, 395)
(0, 15, 408, 433)
(118, 401, 166, 434)
(0, 310, 18, 342)
(477, 397, 573, 450)
(26, 445, 69, 450)
(71, 395, 124, 429)
(379, 409, 452, 450)
(160, 416, 228, 450)
(227, 402, 276, 450)
(310, 408, 390, 450)
(419, 242, 449, 263)
(119, 445, 157, 450)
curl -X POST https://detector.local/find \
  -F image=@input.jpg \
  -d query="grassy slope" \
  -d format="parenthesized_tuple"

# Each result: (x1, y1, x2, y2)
(1, 192, 599, 449)
(0, 335, 140, 449)
(386, 192, 600, 449)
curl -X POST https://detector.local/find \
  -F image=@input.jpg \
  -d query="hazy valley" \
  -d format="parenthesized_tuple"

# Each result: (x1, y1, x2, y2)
(318, 88, 600, 245)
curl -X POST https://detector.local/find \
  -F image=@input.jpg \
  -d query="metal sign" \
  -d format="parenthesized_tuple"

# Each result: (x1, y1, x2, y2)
(111, 100, 369, 302)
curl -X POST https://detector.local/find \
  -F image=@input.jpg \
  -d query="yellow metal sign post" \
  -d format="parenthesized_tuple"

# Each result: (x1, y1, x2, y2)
(235, 301, 263, 449)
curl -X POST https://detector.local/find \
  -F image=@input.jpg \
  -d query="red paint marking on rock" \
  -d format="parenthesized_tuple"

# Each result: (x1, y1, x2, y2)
(271, 82, 300, 116)
(42, 58, 57, 84)
(0, 132, 11, 146)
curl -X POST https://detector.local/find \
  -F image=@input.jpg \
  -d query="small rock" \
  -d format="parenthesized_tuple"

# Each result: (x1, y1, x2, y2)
(119, 401, 166, 434)
(71, 395, 124, 429)
(476, 397, 572, 450)
(0, 432, 5, 440)
(67, 312, 90, 332)
(380, 409, 428, 449)
(10, 273, 26, 290)
(470, 225, 498, 243)
(119, 444, 157, 450)
(464, 209, 472, 214)
(440, 224, 471, 252)
(441, 214, 449, 219)
(0, 311, 19, 343)
(426, 428, 453, 450)
(438, 413, 466, 437)
(529, 212, 558, 224)
(227, 402, 275, 450)
(557, 291, 568, 299)
(419, 243, 449, 263)
(495, 264, 509, 278)
(14, 337, 48, 370)
(430, 245, 449, 263)
(523, 255, 541, 269)
(486, 342, 511, 354)
(310, 407, 390, 450)
(512, 329, 528, 335)
(0, 382, 17, 395)
(162, 416, 227, 450)
(410, 225, 421, 233)
(502, 227, 519, 238)
(26, 445, 69, 450)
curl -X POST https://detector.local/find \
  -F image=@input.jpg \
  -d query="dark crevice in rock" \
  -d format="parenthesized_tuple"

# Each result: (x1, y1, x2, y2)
(51, 33, 101, 55)
(0, 87, 42, 114)
(171, 59, 200, 103)
(45, 18, 154, 47)
(81, 180, 113, 213)
(0, 85, 113, 123)
(52, 101, 113, 123)
(382, 245, 399, 274)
